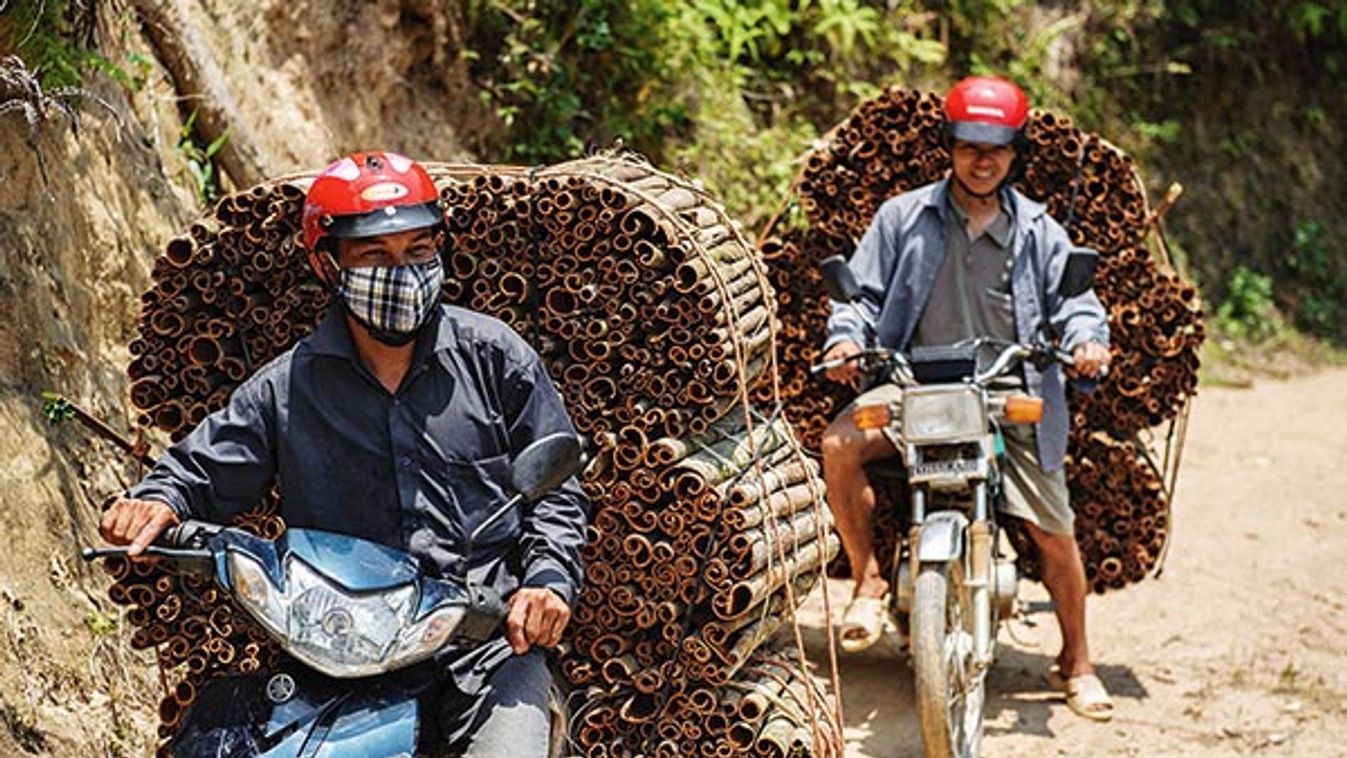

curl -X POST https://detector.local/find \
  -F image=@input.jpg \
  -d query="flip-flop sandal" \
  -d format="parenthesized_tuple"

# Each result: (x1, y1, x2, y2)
(1060, 672, 1114, 722)
(839, 594, 889, 653)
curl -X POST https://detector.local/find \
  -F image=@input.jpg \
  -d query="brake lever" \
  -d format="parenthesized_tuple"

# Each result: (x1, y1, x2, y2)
(81, 545, 213, 562)
(80, 519, 224, 574)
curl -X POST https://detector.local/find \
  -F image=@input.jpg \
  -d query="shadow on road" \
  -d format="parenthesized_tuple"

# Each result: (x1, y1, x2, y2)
(796, 585, 1149, 757)
(984, 644, 1149, 740)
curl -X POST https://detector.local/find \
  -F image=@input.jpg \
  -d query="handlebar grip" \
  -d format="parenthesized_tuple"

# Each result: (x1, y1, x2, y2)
(811, 348, 881, 376)
(158, 519, 223, 549)
(158, 523, 185, 548)
(1053, 347, 1109, 378)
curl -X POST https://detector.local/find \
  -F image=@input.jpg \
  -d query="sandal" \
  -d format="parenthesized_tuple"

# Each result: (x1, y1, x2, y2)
(839, 594, 889, 653)
(1054, 671, 1114, 722)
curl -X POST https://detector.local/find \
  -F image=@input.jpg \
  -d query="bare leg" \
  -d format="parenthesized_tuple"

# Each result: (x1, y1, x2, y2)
(1024, 521, 1092, 678)
(821, 414, 898, 600)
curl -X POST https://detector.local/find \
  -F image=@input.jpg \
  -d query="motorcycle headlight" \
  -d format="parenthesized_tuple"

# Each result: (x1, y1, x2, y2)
(902, 387, 986, 443)
(227, 551, 463, 678)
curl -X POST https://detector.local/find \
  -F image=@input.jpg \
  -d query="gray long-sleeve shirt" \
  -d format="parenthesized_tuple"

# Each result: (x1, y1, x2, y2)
(825, 179, 1110, 472)
(129, 303, 590, 692)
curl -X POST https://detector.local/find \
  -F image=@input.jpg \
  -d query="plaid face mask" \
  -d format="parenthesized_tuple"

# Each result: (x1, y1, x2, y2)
(336, 258, 444, 344)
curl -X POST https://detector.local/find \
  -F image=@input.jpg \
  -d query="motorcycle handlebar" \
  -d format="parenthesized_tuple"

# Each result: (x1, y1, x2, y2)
(81, 545, 214, 562)
(808, 347, 903, 376)
(811, 340, 1107, 386)
(976, 342, 1109, 385)
(80, 518, 223, 570)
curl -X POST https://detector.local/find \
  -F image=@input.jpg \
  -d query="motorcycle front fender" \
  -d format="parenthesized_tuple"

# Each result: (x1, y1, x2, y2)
(916, 511, 969, 564)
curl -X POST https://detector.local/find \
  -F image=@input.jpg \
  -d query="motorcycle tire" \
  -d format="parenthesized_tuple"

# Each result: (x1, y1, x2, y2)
(911, 561, 985, 758)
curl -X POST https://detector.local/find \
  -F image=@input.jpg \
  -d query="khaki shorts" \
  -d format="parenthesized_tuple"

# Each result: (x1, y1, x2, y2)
(844, 383, 1074, 536)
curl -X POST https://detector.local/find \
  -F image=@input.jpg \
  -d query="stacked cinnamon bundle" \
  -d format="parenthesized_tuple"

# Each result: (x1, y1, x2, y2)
(117, 154, 842, 755)
(761, 87, 1202, 591)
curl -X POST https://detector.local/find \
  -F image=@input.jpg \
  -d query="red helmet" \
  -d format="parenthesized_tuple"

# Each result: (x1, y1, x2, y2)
(944, 76, 1030, 146)
(300, 151, 442, 253)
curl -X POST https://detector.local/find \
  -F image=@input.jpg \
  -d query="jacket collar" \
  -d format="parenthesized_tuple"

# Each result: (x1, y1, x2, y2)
(305, 303, 453, 364)
(921, 177, 1048, 233)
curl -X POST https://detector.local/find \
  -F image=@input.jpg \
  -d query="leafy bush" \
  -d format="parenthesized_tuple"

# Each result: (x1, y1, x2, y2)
(0, 0, 101, 90)
(464, 0, 946, 226)
(1216, 266, 1283, 342)
(1287, 220, 1345, 338)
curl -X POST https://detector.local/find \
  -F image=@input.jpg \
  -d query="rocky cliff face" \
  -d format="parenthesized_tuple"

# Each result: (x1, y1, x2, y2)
(0, 2, 483, 752)
(0, 100, 179, 758)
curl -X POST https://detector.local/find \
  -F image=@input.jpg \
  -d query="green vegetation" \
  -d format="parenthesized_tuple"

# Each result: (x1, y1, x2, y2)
(1215, 266, 1282, 343)
(85, 609, 117, 638)
(177, 108, 230, 205)
(1286, 220, 1344, 338)
(40, 391, 75, 425)
(464, 1, 1346, 346)
(465, 0, 946, 227)
(0, 0, 101, 90)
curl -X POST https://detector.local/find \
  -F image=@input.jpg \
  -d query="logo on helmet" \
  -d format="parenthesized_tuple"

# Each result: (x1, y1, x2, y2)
(360, 182, 412, 202)
(965, 105, 1008, 119)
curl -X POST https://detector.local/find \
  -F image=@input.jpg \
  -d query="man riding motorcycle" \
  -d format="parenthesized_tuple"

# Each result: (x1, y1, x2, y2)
(819, 76, 1115, 720)
(99, 151, 591, 755)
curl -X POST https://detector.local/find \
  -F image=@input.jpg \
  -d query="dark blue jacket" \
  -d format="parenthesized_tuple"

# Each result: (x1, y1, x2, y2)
(130, 304, 590, 691)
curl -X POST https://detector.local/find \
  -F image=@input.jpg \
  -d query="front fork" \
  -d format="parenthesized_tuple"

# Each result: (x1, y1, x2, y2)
(900, 483, 1000, 667)
(969, 482, 994, 666)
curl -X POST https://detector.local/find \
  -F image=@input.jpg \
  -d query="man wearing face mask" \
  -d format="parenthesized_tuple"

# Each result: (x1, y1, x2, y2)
(99, 151, 589, 756)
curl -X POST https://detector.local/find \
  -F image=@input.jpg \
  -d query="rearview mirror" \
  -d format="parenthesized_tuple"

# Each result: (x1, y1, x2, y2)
(511, 432, 584, 502)
(1059, 249, 1098, 299)
(819, 255, 861, 302)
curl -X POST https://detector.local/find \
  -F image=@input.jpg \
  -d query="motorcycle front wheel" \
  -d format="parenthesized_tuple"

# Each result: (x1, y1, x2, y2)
(911, 560, 986, 758)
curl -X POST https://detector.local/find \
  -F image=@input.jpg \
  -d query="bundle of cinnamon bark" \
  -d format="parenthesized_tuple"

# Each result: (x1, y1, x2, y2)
(116, 154, 842, 755)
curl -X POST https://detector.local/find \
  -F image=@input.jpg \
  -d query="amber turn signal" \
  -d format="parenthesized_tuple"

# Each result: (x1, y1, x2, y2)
(1003, 394, 1044, 424)
(853, 404, 893, 430)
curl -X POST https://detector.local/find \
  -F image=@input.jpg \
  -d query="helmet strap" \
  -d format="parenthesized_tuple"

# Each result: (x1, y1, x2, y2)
(314, 249, 342, 288)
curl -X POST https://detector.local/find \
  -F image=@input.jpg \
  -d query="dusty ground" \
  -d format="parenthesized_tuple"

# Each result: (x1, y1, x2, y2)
(796, 368, 1347, 757)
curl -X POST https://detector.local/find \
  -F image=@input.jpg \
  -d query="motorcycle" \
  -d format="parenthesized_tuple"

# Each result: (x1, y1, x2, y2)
(812, 251, 1100, 758)
(83, 432, 584, 758)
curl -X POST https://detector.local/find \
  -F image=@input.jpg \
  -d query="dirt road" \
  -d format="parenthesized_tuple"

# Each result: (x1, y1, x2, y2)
(796, 368, 1347, 757)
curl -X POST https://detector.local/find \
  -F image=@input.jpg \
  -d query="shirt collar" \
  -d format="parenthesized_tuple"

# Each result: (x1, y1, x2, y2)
(941, 182, 1014, 248)
(306, 306, 359, 359)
